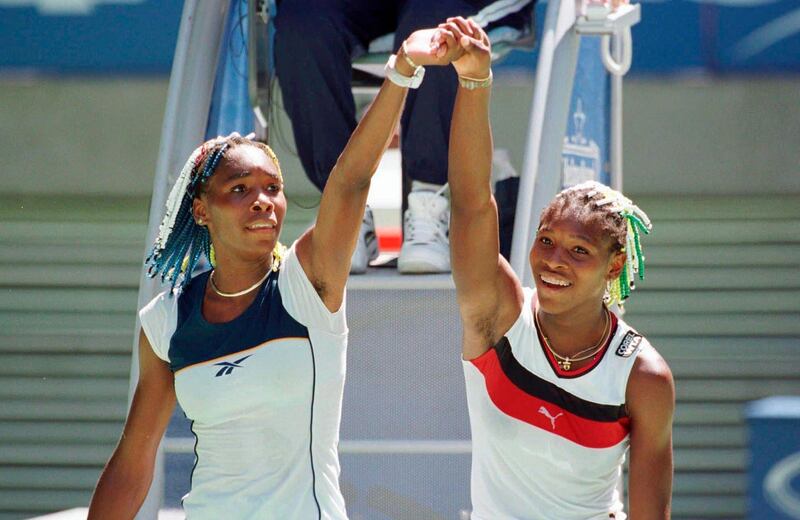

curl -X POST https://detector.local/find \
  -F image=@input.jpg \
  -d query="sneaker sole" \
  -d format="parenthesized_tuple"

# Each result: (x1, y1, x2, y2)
(397, 257, 450, 274)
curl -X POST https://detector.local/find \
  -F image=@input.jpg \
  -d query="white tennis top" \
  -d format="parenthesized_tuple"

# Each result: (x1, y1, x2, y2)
(139, 242, 349, 520)
(463, 287, 646, 520)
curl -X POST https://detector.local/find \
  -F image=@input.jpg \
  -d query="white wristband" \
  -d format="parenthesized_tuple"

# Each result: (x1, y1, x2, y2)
(384, 54, 425, 89)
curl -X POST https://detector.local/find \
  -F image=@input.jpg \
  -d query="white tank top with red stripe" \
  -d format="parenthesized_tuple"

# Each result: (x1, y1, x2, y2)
(462, 287, 646, 520)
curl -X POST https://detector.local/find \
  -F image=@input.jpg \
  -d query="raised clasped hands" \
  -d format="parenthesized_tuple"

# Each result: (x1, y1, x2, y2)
(435, 17, 491, 78)
(401, 17, 491, 78)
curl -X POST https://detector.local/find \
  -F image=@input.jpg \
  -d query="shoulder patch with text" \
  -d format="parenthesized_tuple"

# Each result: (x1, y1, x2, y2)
(616, 331, 642, 358)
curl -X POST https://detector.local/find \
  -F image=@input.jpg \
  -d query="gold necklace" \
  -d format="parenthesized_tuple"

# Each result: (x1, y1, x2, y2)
(535, 308, 611, 371)
(209, 269, 271, 298)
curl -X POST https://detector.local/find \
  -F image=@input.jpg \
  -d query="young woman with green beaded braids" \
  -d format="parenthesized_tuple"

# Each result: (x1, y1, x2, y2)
(87, 24, 466, 520)
(440, 16, 675, 519)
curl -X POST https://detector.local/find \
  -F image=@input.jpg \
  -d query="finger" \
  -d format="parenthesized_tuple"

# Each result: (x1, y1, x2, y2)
(431, 28, 453, 56)
(465, 18, 489, 48)
(432, 26, 457, 57)
(447, 16, 474, 37)
(446, 20, 488, 55)
(441, 29, 464, 61)
(440, 21, 468, 43)
(434, 39, 446, 58)
(432, 28, 445, 45)
(467, 18, 488, 44)
(457, 16, 475, 37)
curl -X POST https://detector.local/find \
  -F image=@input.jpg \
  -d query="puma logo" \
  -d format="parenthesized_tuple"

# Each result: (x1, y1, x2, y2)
(538, 406, 563, 430)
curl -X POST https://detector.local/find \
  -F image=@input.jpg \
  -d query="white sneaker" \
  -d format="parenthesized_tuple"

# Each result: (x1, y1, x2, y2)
(398, 184, 451, 274)
(350, 206, 379, 274)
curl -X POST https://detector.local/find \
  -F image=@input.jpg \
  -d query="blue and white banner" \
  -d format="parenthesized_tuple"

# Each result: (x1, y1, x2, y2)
(746, 397, 800, 520)
(501, 0, 800, 74)
(632, 0, 800, 73)
(0, 0, 182, 74)
(562, 36, 610, 188)
(1, 0, 799, 74)
(205, 0, 253, 138)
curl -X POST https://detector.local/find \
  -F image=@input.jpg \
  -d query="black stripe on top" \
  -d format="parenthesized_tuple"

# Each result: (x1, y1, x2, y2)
(307, 336, 322, 519)
(170, 269, 308, 373)
(493, 337, 627, 422)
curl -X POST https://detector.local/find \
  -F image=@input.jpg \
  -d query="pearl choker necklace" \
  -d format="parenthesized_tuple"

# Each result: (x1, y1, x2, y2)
(209, 269, 271, 298)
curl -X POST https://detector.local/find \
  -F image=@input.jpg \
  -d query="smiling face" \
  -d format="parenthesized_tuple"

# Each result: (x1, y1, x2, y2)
(192, 144, 286, 265)
(530, 214, 625, 316)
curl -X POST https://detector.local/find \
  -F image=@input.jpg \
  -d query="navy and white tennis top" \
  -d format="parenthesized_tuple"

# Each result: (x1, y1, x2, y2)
(139, 242, 348, 520)
(463, 287, 646, 520)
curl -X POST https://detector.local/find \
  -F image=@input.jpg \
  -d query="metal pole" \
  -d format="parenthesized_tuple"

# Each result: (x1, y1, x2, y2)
(510, 0, 581, 285)
(130, 1, 230, 517)
(610, 31, 623, 191)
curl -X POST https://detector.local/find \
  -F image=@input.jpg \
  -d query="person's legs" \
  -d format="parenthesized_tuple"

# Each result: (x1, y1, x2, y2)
(393, 0, 533, 273)
(392, 0, 485, 272)
(274, 0, 397, 273)
(274, 0, 395, 192)
(394, 0, 476, 187)
(394, 0, 531, 184)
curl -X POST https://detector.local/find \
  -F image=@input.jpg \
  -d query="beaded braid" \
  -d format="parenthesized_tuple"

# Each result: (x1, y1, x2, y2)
(146, 136, 285, 293)
(558, 181, 652, 308)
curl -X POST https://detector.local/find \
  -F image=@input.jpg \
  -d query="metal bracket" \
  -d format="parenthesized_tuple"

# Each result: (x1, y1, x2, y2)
(577, 4, 640, 76)
(248, 0, 272, 142)
(575, 3, 640, 35)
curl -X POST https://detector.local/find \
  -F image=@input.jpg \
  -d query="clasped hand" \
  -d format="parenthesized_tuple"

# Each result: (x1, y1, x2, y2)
(402, 17, 491, 79)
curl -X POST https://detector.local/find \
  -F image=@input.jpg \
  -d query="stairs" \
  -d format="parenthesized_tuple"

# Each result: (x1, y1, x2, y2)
(626, 194, 800, 519)
(0, 196, 143, 519)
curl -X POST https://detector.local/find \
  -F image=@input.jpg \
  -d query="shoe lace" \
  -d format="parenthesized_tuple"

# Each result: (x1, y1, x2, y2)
(404, 185, 449, 245)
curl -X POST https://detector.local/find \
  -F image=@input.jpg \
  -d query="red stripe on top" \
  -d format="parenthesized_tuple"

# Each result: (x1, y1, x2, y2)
(471, 348, 630, 449)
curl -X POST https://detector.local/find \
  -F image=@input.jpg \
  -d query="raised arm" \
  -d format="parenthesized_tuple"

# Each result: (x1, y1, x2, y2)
(445, 17, 523, 360)
(88, 331, 176, 519)
(626, 346, 675, 519)
(295, 29, 454, 311)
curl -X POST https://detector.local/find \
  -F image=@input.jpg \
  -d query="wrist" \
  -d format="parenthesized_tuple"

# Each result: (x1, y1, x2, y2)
(454, 65, 491, 80)
(458, 69, 493, 90)
(384, 54, 425, 89)
(395, 43, 417, 78)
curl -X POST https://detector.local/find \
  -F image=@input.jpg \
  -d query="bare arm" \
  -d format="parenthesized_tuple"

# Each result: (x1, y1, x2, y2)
(88, 330, 176, 519)
(294, 31, 442, 312)
(626, 345, 675, 518)
(445, 18, 523, 359)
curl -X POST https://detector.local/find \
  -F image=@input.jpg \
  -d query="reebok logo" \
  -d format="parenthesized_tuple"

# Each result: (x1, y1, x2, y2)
(616, 331, 642, 358)
(214, 355, 252, 377)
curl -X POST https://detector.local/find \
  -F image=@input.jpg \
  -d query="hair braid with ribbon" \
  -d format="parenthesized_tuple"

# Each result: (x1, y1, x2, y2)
(145, 136, 285, 293)
(539, 181, 652, 309)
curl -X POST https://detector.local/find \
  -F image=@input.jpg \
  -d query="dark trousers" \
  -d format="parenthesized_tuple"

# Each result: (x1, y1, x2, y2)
(274, 0, 526, 192)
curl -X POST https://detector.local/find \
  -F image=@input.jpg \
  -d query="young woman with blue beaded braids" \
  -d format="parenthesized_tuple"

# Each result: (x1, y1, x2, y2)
(441, 16, 675, 519)
(88, 25, 465, 520)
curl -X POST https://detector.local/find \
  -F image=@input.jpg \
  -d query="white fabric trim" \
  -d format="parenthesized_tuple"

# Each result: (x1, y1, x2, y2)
(472, 0, 534, 27)
(138, 289, 179, 363)
(278, 241, 348, 336)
